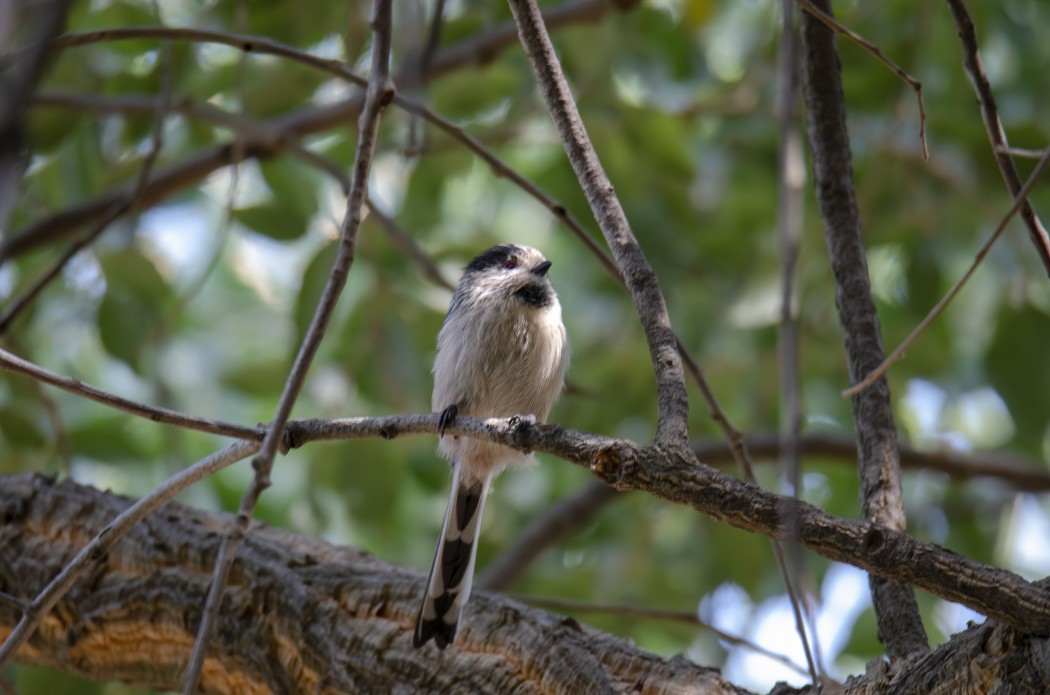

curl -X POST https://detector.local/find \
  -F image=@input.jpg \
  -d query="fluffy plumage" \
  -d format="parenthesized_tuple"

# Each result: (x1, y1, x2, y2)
(414, 244, 568, 649)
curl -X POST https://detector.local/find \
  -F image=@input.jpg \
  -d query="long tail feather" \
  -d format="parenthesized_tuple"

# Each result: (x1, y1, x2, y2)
(413, 465, 490, 649)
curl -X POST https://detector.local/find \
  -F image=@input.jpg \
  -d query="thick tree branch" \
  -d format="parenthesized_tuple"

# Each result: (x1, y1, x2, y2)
(507, 0, 689, 446)
(0, 474, 749, 695)
(0, 441, 259, 669)
(799, 0, 929, 659)
(5, 475, 1050, 693)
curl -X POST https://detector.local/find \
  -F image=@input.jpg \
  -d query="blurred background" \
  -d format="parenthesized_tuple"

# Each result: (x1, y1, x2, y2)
(2, 0, 1050, 691)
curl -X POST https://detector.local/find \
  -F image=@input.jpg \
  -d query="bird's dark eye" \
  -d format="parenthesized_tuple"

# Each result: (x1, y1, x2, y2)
(503, 258, 519, 269)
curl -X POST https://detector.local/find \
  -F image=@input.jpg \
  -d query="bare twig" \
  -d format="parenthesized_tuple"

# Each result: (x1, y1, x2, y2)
(0, 347, 263, 440)
(795, 0, 928, 161)
(0, 439, 259, 669)
(507, 0, 689, 446)
(181, 2, 394, 690)
(844, 146, 1050, 398)
(800, 0, 928, 659)
(945, 0, 1050, 275)
(517, 595, 809, 677)
(996, 145, 1048, 159)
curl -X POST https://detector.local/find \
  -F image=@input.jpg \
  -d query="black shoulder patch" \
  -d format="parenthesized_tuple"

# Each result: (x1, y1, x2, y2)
(465, 245, 516, 274)
(514, 283, 552, 307)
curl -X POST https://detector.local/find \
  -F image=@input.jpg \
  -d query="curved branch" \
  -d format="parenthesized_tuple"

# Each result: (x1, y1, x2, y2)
(507, 0, 689, 446)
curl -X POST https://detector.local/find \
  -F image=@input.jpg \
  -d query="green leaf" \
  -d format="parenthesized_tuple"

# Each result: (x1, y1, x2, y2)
(233, 202, 309, 241)
(221, 359, 289, 396)
(96, 250, 172, 372)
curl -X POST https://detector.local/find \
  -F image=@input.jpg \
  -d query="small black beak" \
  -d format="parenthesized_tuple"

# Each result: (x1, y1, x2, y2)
(531, 260, 552, 277)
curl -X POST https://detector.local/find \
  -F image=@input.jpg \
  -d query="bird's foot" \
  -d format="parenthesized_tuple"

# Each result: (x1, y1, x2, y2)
(438, 404, 458, 438)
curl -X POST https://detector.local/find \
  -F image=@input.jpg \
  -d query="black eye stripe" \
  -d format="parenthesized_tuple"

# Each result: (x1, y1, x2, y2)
(465, 245, 518, 273)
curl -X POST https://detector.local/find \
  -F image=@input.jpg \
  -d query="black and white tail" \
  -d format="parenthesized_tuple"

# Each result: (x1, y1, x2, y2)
(413, 465, 491, 649)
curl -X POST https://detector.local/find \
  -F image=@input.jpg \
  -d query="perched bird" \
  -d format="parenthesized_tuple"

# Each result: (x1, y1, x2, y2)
(413, 244, 569, 649)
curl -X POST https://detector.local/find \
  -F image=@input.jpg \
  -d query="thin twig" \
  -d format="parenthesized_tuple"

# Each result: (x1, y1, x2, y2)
(795, 0, 928, 162)
(0, 439, 259, 669)
(996, 145, 1048, 159)
(843, 146, 1050, 398)
(181, 2, 394, 690)
(0, 347, 263, 440)
(516, 595, 809, 677)
(945, 0, 1050, 276)
(507, 0, 689, 446)
(478, 481, 618, 591)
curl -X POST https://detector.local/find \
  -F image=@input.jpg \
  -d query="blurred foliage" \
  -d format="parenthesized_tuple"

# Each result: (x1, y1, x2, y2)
(2, 0, 1050, 691)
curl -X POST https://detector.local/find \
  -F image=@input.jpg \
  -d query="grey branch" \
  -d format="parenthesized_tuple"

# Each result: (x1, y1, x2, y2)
(799, 0, 928, 659)
(507, 0, 690, 446)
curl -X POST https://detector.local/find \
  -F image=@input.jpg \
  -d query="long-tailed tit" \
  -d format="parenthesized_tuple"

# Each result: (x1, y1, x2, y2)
(413, 244, 569, 649)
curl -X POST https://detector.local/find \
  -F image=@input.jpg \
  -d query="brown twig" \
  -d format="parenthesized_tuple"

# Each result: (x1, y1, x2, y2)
(516, 595, 809, 677)
(477, 481, 618, 591)
(0, 347, 263, 440)
(507, 0, 689, 446)
(843, 146, 1050, 398)
(800, 0, 928, 660)
(945, 0, 1050, 276)
(181, 2, 394, 690)
(6, 340, 1046, 488)
(795, 0, 928, 162)
(0, 439, 259, 669)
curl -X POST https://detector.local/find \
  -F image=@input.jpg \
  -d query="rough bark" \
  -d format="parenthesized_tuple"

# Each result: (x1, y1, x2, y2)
(0, 474, 747, 695)
(798, 0, 929, 660)
(4, 474, 1050, 693)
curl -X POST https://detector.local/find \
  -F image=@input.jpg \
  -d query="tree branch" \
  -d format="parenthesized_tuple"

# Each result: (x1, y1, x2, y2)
(182, 3, 394, 690)
(944, 0, 1050, 276)
(4, 474, 1050, 693)
(0, 473, 749, 695)
(799, 0, 928, 659)
(1, 0, 641, 262)
(507, 0, 689, 446)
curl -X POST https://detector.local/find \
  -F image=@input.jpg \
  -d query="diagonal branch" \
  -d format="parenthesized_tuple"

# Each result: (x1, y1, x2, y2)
(799, 0, 928, 660)
(181, 2, 395, 690)
(843, 146, 1050, 398)
(507, 0, 689, 446)
(944, 0, 1050, 276)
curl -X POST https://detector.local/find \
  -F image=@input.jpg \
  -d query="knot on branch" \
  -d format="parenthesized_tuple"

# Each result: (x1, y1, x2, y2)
(590, 443, 637, 490)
